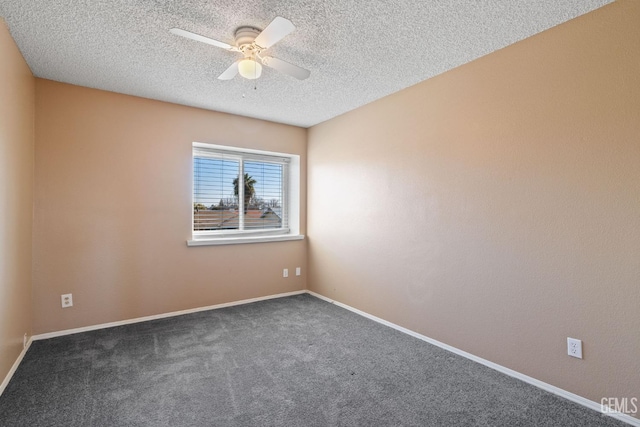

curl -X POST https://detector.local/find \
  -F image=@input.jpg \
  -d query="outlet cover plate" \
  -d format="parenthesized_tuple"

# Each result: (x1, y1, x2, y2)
(567, 337, 582, 359)
(61, 293, 73, 308)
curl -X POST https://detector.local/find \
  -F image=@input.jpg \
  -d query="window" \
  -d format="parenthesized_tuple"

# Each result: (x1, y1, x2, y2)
(189, 143, 301, 246)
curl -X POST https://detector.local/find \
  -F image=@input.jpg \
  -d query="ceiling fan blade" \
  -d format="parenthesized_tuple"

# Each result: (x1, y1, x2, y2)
(218, 60, 240, 80)
(254, 17, 295, 49)
(170, 28, 238, 51)
(261, 56, 310, 80)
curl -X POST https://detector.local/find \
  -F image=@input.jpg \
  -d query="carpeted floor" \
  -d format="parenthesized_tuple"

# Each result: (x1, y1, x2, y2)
(0, 294, 627, 426)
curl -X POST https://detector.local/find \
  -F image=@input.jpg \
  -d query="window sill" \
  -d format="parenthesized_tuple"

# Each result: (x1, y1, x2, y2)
(187, 234, 305, 247)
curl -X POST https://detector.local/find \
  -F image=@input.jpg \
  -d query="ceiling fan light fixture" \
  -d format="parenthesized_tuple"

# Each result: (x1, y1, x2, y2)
(238, 58, 262, 79)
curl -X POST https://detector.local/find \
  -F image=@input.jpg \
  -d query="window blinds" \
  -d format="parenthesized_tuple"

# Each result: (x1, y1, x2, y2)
(193, 146, 288, 235)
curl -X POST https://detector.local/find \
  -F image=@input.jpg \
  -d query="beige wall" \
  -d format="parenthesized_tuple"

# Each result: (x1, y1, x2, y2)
(33, 80, 307, 334)
(308, 0, 639, 410)
(0, 20, 34, 381)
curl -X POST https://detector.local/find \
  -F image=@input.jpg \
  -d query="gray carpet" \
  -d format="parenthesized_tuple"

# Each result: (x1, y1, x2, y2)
(0, 294, 627, 426)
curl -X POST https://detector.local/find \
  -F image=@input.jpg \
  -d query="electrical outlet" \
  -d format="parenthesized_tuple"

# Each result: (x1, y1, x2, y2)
(295, 267, 301, 276)
(567, 337, 582, 359)
(61, 293, 73, 308)
(283, 269, 288, 278)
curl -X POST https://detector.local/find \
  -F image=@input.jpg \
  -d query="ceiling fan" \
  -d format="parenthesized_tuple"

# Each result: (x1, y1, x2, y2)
(170, 16, 310, 81)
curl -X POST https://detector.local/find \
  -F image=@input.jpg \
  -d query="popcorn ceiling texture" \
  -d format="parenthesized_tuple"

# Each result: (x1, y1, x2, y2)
(0, 0, 611, 127)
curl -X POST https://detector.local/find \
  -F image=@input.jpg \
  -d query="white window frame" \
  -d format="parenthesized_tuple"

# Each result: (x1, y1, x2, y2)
(187, 142, 303, 246)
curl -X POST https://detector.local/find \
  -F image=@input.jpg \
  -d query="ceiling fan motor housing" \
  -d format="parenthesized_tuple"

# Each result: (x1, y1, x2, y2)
(234, 26, 262, 52)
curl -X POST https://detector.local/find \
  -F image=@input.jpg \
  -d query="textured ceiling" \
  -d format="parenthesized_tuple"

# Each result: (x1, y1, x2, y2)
(0, 0, 611, 128)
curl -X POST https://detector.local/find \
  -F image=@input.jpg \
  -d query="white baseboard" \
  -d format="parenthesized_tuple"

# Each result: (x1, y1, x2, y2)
(32, 290, 306, 341)
(306, 290, 640, 427)
(0, 337, 33, 397)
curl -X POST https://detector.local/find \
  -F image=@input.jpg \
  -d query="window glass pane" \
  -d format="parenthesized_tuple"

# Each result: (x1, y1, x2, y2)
(192, 145, 291, 238)
(193, 157, 239, 231)
(244, 161, 284, 230)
